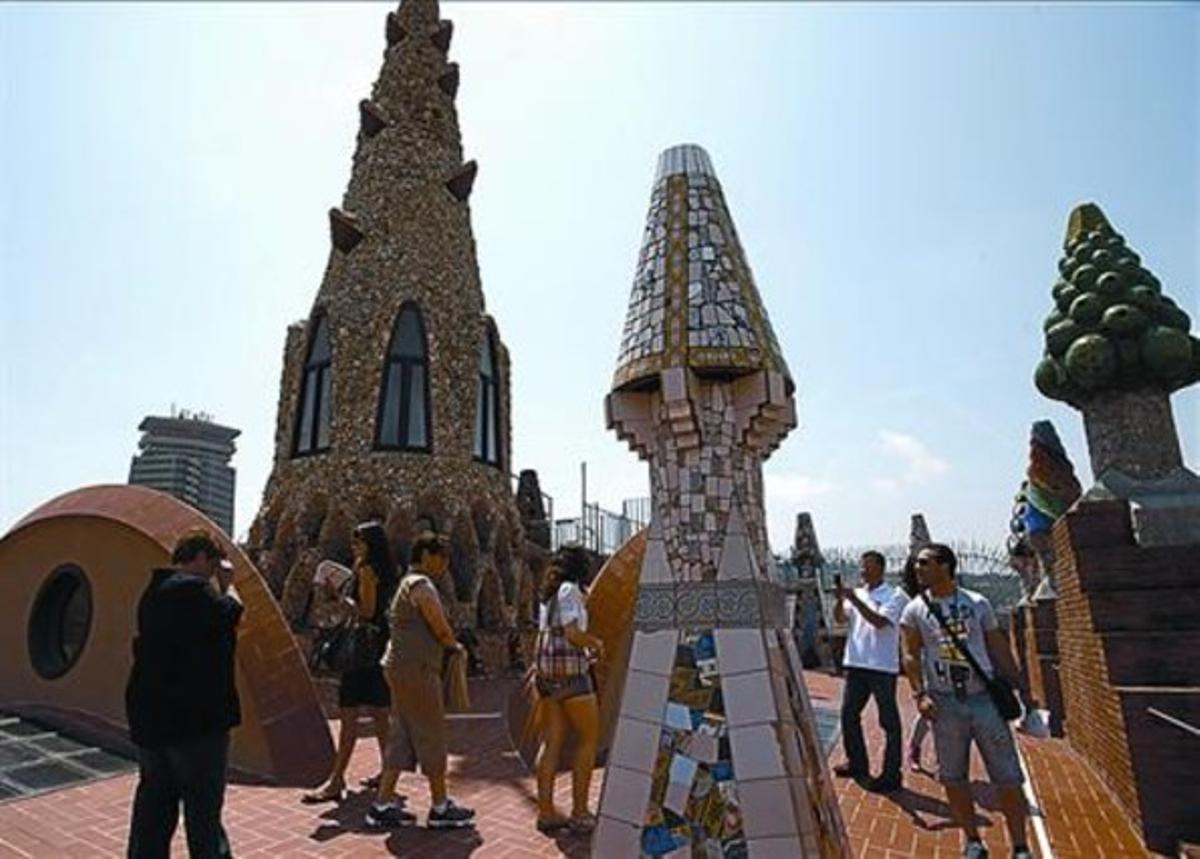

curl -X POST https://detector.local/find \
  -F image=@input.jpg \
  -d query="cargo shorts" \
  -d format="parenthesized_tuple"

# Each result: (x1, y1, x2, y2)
(383, 662, 448, 777)
(930, 690, 1024, 787)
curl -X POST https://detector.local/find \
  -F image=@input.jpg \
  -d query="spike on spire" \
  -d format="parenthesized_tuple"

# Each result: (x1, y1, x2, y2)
(358, 99, 389, 139)
(431, 20, 453, 52)
(385, 12, 406, 47)
(328, 208, 364, 253)
(437, 64, 460, 98)
(445, 161, 477, 202)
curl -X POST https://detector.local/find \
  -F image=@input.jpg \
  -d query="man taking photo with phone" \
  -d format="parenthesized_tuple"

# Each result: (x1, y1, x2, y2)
(832, 549, 909, 793)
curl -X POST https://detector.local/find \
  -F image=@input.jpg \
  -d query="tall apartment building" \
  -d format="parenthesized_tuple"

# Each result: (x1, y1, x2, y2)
(128, 411, 240, 535)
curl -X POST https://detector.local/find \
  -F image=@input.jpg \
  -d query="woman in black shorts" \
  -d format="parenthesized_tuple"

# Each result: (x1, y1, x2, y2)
(303, 521, 398, 803)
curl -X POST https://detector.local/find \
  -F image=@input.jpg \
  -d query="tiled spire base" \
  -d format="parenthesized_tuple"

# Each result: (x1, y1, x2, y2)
(596, 623, 848, 857)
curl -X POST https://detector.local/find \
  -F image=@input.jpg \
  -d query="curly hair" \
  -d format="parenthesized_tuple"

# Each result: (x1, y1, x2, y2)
(541, 544, 591, 602)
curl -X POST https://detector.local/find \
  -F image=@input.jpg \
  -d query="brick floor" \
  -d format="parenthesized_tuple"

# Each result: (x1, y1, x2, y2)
(0, 673, 1152, 857)
(807, 671, 1150, 859)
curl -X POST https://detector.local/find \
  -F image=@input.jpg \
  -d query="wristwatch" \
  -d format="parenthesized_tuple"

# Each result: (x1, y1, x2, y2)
(912, 689, 930, 701)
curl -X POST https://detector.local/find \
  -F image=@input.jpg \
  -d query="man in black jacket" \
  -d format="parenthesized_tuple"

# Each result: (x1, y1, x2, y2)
(126, 529, 243, 859)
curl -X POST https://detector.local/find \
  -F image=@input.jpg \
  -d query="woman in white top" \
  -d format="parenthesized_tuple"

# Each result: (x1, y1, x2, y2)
(534, 545, 604, 835)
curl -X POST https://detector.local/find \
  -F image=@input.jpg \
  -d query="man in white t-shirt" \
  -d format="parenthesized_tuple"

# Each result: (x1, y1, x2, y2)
(832, 550, 910, 792)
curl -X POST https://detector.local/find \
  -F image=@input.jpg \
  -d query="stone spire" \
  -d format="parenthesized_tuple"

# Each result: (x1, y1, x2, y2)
(342, 1, 467, 202)
(597, 145, 847, 857)
(249, 0, 524, 640)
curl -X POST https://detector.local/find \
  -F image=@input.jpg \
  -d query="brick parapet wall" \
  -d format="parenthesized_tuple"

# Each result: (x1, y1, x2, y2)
(1055, 497, 1200, 854)
(1055, 501, 1141, 828)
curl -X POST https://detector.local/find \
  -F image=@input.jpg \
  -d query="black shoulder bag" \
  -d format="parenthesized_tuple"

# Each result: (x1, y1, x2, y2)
(920, 592, 1023, 721)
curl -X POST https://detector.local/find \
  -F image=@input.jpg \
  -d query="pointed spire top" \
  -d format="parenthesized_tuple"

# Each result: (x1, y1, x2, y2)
(392, 0, 440, 36)
(654, 143, 716, 182)
(1037, 202, 1199, 406)
(1025, 419, 1081, 521)
(1064, 202, 1114, 249)
(908, 514, 931, 558)
(612, 143, 791, 392)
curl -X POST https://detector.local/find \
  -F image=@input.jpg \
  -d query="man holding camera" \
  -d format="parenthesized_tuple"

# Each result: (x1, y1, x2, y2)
(833, 549, 910, 793)
(901, 542, 1031, 859)
(126, 529, 243, 858)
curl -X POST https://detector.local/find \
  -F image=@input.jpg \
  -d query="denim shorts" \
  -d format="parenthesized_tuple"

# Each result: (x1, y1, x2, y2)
(535, 672, 593, 701)
(930, 691, 1024, 786)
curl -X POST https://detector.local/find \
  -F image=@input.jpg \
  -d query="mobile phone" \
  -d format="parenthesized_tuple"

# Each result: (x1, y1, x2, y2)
(832, 574, 842, 589)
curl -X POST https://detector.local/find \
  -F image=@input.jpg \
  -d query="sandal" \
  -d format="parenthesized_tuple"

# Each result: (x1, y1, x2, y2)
(568, 812, 596, 834)
(301, 784, 345, 804)
(359, 773, 382, 789)
(536, 814, 570, 834)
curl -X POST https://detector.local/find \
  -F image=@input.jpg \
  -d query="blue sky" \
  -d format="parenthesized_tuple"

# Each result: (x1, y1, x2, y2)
(1, 2, 1196, 552)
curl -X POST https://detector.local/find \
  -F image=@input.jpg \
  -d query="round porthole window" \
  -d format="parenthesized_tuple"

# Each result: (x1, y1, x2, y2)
(28, 565, 93, 680)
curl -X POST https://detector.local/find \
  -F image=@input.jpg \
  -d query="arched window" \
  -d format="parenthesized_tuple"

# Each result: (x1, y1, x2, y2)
(293, 315, 332, 456)
(376, 304, 431, 451)
(473, 326, 502, 467)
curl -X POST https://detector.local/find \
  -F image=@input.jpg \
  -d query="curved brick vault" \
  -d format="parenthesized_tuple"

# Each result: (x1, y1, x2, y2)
(0, 485, 333, 786)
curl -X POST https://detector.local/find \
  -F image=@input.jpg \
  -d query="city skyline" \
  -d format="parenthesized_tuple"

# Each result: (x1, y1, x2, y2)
(2, 2, 1196, 550)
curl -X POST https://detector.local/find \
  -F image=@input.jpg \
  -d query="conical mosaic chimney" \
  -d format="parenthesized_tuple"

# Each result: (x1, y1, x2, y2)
(907, 513, 931, 559)
(792, 512, 825, 574)
(596, 145, 849, 857)
(249, 0, 525, 634)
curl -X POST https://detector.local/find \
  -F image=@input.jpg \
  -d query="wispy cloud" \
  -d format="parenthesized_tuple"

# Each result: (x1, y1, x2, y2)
(871, 477, 901, 495)
(766, 473, 837, 503)
(874, 431, 949, 490)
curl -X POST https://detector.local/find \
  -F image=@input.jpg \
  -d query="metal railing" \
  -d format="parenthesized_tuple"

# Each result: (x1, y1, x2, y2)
(553, 498, 651, 555)
(1146, 707, 1200, 739)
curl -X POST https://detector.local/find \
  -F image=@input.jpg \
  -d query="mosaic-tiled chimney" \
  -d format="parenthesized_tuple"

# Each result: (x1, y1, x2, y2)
(1023, 420, 1081, 599)
(907, 513, 931, 559)
(791, 512, 830, 671)
(595, 145, 849, 857)
(791, 512, 825, 574)
(1005, 421, 1080, 735)
(1035, 202, 1200, 543)
(1037, 203, 1200, 850)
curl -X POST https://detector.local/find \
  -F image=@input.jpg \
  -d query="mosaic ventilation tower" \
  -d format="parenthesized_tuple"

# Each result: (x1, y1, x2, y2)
(595, 145, 849, 857)
(249, 0, 526, 634)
